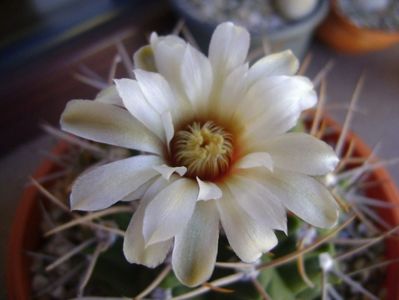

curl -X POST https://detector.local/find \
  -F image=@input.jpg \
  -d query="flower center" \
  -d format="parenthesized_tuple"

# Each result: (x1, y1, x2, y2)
(171, 121, 233, 180)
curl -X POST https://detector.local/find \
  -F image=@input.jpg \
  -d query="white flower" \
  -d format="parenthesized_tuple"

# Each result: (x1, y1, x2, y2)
(61, 22, 339, 287)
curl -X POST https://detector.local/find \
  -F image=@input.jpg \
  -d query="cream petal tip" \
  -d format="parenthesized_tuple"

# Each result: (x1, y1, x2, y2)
(196, 177, 222, 201)
(153, 164, 186, 180)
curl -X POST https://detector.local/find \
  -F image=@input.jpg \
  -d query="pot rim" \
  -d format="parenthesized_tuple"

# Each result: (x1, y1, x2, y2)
(169, 0, 329, 39)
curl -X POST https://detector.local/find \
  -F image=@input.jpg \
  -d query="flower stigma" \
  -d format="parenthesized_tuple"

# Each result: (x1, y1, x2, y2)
(171, 121, 234, 180)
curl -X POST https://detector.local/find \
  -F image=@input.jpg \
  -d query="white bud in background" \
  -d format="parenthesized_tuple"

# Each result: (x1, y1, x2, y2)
(275, 0, 319, 21)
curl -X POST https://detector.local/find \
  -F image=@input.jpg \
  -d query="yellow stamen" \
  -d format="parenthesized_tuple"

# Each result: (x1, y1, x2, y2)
(172, 121, 233, 180)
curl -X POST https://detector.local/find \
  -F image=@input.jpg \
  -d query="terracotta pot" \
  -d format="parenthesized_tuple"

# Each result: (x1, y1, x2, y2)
(320, 116, 399, 299)
(6, 118, 399, 299)
(6, 142, 69, 300)
(317, 0, 399, 53)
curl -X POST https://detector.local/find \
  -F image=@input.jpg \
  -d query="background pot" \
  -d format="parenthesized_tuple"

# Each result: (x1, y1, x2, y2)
(6, 117, 399, 299)
(317, 0, 399, 53)
(169, 0, 329, 59)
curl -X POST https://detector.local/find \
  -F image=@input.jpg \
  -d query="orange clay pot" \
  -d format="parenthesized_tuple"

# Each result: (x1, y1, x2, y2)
(6, 118, 399, 299)
(317, 0, 399, 53)
(320, 116, 399, 299)
(6, 142, 70, 300)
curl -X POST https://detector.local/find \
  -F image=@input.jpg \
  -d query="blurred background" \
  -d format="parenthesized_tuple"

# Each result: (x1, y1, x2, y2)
(1, 0, 399, 298)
